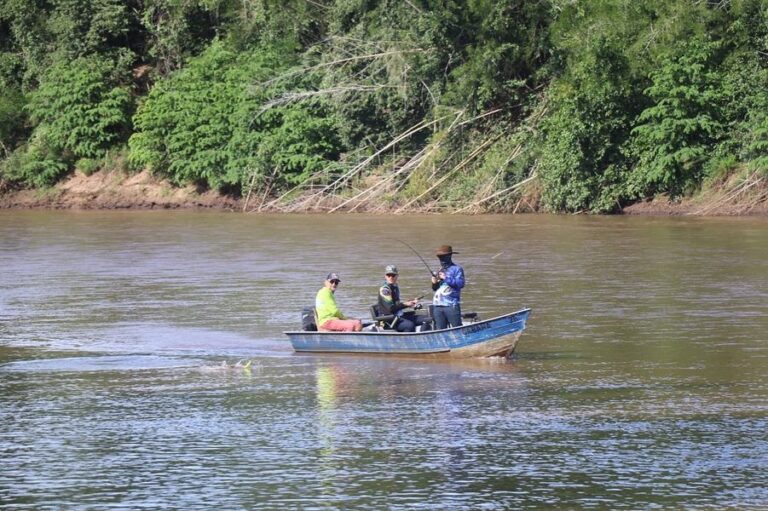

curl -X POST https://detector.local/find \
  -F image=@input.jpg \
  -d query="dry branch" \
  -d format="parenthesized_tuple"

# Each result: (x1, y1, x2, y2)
(256, 50, 425, 89)
(330, 146, 431, 213)
(691, 173, 766, 215)
(258, 85, 393, 112)
(393, 134, 498, 213)
(303, 112, 460, 211)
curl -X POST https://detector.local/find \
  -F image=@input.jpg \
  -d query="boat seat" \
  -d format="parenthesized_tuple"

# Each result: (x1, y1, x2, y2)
(313, 308, 333, 332)
(369, 304, 396, 329)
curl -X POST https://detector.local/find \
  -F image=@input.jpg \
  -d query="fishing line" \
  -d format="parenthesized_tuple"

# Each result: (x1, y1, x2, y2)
(392, 238, 436, 277)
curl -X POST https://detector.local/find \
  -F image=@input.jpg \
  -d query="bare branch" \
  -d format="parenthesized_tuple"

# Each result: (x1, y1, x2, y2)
(256, 49, 426, 89)
(257, 85, 392, 113)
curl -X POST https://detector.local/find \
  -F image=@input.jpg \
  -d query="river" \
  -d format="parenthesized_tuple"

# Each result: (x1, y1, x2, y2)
(1, 211, 766, 509)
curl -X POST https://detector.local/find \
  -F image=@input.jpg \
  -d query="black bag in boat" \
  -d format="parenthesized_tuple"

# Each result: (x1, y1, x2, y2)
(301, 307, 317, 331)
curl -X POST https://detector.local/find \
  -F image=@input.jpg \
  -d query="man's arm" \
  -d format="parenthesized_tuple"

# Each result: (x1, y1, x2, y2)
(445, 266, 465, 290)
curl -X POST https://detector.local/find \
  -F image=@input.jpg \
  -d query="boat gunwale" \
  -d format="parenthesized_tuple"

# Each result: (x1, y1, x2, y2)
(283, 307, 531, 337)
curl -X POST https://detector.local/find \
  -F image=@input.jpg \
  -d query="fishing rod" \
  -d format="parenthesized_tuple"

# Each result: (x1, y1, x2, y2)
(393, 239, 436, 278)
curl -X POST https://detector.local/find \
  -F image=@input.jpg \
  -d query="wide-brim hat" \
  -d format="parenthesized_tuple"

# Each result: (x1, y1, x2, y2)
(435, 245, 458, 256)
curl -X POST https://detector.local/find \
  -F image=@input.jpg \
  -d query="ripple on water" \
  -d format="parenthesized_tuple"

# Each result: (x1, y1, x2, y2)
(0, 354, 204, 373)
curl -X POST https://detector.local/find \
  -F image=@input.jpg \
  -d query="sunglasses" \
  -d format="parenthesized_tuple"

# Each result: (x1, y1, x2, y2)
(330, 280, 340, 285)
(386, 274, 398, 277)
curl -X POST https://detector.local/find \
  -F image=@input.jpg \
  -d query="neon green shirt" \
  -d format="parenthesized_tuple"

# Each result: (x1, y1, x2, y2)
(316, 287, 346, 325)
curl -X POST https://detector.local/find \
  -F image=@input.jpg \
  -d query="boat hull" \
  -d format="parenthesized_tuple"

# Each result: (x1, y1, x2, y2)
(284, 308, 531, 358)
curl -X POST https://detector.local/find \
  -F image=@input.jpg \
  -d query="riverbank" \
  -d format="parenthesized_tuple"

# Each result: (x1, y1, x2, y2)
(0, 170, 241, 211)
(1, 168, 766, 215)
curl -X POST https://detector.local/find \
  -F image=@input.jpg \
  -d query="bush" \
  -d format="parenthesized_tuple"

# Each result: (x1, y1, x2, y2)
(25, 55, 132, 160)
(746, 116, 768, 176)
(1, 128, 68, 188)
(130, 40, 344, 192)
(0, 84, 27, 154)
(627, 39, 727, 198)
(537, 37, 637, 213)
(76, 158, 99, 176)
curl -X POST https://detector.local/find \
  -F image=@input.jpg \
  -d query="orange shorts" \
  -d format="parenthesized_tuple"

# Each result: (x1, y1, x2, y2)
(320, 319, 362, 332)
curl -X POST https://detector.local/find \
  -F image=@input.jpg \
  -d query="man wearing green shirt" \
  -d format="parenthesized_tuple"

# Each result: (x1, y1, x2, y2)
(315, 272, 362, 331)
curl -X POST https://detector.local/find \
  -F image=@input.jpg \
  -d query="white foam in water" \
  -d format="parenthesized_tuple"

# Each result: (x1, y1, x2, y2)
(65, 322, 289, 357)
(197, 359, 260, 374)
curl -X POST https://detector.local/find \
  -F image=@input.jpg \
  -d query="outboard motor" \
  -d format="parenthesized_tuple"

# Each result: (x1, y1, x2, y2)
(301, 307, 317, 331)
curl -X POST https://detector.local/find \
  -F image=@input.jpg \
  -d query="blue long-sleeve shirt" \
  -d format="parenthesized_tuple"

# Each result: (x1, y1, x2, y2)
(432, 262, 465, 306)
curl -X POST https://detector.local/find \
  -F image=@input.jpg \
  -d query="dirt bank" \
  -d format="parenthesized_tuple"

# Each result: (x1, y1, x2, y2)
(0, 170, 241, 211)
(622, 171, 768, 216)
(1, 168, 766, 215)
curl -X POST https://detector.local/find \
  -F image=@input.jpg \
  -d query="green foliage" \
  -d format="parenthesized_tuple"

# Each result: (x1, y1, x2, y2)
(0, 0, 143, 88)
(26, 56, 133, 159)
(438, 127, 536, 209)
(226, 0, 328, 48)
(628, 39, 727, 198)
(537, 36, 638, 213)
(130, 40, 344, 191)
(312, 14, 439, 151)
(717, 3, 768, 177)
(746, 115, 768, 176)
(0, 51, 23, 90)
(130, 41, 254, 187)
(0, 0, 51, 86)
(440, 1, 551, 113)
(1, 128, 69, 187)
(47, 0, 133, 58)
(0, 84, 27, 152)
(5, 0, 768, 209)
(77, 158, 100, 176)
(140, 0, 231, 76)
(245, 105, 343, 186)
(2, 53, 131, 187)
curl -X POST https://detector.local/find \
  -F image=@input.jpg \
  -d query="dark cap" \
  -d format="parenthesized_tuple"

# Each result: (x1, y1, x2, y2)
(435, 245, 458, 256)
(326, 272, 341, 282)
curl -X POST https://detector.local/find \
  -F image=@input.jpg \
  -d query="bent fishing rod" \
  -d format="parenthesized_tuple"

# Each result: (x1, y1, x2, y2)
(393, 239, 436, 278)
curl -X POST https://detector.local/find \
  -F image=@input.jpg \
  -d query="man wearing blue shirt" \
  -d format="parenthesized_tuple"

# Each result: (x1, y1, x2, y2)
(431, 245, 465, 329)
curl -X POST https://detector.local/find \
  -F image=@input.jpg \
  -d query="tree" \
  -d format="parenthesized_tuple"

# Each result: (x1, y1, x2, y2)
(26, 56, 132, 159)
(129, 40, 343, 192)
(628, 39, 726, 198)
(537, 36, 638, 213)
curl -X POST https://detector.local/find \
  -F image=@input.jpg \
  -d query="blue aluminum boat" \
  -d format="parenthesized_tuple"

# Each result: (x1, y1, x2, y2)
(284, 308, 531, 358)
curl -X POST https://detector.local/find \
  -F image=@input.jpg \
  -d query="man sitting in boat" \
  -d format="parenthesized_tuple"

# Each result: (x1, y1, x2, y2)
(431, 245, 465, 329)
(377, 265, 430, 332)
(315, 273, 363, 332)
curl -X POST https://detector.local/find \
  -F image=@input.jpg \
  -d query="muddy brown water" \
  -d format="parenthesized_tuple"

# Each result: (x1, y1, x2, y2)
(1, 210, 767, 509)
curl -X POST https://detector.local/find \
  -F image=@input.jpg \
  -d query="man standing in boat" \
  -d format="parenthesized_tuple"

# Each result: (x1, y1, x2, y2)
(378, 265, 429, 332)
(316, 273, 363, 332)
(431, 245, 465, 329)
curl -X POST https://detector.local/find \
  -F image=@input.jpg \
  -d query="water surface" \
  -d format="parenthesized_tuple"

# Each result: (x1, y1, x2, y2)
(1, 211, 767, 509)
